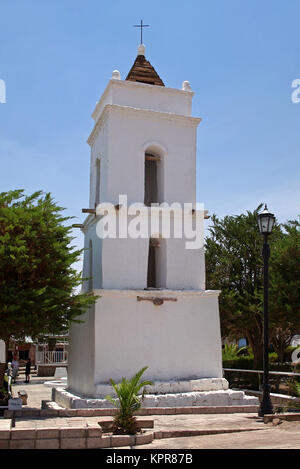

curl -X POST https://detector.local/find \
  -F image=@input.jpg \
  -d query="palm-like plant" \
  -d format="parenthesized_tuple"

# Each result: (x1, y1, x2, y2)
(105, 366, 154, 435)
(222, 343, 247, 361)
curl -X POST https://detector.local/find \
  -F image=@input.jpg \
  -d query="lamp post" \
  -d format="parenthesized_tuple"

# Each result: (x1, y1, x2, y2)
(257, 204, 276, 417)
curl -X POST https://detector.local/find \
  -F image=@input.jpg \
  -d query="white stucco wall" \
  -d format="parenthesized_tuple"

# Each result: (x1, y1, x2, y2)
(92, 79, 194, 123)
(89, 105, 199, 207)
(82, 208, 205, 290)
(68, 306, 96, 397)
(67, 289, 222, 398)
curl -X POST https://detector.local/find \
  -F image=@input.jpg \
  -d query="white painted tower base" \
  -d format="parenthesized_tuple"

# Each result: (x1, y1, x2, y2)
(65, 289, 259, 408)
(68, 289, 222, 397)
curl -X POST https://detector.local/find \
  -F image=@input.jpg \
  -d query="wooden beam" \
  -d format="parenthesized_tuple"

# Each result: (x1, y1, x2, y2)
(191, 209, 210, 219)
(145, 154, 161, 162)
(137, 296, 177, 306)
(149, 240, 160, 248)
(82, 208, 96, 214)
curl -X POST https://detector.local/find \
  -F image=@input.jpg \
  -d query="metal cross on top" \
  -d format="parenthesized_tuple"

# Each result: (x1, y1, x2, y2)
(133, 19, 149, 44)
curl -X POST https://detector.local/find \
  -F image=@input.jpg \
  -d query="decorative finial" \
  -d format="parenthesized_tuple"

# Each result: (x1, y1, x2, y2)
(111, 70, 121, 80)
(182, 81, 192, 91)
(137, 44, 145, 56)
(133, 20, 149, 45)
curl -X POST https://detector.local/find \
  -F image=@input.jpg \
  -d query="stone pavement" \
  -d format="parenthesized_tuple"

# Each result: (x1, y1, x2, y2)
(135, 421, 300, 449)
(11, 375, 53, 408)
(5, 376, 300, 449)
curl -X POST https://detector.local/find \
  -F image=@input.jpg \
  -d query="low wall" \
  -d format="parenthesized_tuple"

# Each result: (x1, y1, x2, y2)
(0, 421, 154, 449)
(245, 390, 300, 407)
(37, 365, 67, 377)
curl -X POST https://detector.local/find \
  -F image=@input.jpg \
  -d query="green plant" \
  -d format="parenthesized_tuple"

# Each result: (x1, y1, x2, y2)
(106, 366, 154, 435)
(287, 379, 300, 398)
(222, 343, 247, 361)
(0, 376, 11, 401)
(274, 406, 285, 414)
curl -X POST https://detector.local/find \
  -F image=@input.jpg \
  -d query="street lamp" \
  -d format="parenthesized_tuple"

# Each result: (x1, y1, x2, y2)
(257, 204, 276, 417)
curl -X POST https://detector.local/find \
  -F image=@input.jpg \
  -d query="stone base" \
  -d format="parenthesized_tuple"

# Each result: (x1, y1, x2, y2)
(96, 378, 229, 397)
(54, 386, 259, 410)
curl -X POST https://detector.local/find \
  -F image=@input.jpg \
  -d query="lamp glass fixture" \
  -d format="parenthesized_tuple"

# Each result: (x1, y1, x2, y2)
(258, 204, 275, 234)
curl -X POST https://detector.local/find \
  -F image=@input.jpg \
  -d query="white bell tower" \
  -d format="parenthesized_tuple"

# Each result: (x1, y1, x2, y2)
(66, 45, 258, 407)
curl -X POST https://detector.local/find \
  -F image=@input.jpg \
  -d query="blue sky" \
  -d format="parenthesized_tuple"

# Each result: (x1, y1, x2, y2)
(0, 0, 299, 260)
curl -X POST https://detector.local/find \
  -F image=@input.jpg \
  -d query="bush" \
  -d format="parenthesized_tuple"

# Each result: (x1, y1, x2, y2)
(223, 355, 254, 370)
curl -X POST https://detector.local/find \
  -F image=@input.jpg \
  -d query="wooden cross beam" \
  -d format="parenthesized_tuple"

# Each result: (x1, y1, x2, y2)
(137, 296, 177, 306)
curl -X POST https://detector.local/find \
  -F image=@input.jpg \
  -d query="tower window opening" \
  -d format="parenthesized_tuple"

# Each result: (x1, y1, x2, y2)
(146, 238, 166, 289)
(144, 153, 160, 206)
(147, 239, 157, 288)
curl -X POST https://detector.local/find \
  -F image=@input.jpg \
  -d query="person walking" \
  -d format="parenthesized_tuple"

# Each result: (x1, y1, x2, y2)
(11, 356, 19, 383)
(25, 358, 31, 383)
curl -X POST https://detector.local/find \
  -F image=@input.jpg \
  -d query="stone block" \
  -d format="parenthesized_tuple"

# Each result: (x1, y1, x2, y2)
(76, 409, 94, 417)
(137, 419, 154, 428)
(111, 435, 133, 447)
(10, 439, 35, 449)
(58, 409, 76, 417)
(0, 440, 10, 449)
(86, 437, 103, 449)
(135, 432, 154, 445)
(40, 409, 59, 417)
(11, 429, 36, 440)
(97, 435, 111, 448)
(0, 430, 10, 439)
(87, 424, 102, 438)
(60, 437, 86, 449)
(175, 407, 192, 414)
(60, 427, 86, 438)
(35, 438, 60, 449)
(36, 428, 60, 439)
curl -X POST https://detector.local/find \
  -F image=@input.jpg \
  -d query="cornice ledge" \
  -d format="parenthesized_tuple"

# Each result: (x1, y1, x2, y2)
(91, 80, 195, 120)
(87, 105, 110, 146)
(88, 103, 202, 146)
(92, 289, 221, 297)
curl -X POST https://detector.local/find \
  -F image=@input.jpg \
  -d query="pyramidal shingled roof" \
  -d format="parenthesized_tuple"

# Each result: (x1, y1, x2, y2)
(125, 46, 165, 86)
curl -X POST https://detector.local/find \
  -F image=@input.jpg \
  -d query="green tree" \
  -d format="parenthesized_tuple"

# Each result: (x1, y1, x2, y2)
(0, 190, 96, 366)
(205, 205, 281, 369)
(269, 218, 300, 361)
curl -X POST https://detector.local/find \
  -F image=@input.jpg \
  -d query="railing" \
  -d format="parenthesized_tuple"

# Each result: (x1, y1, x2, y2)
(36, 351, 68, 365)
(223, 368, 300, 395)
